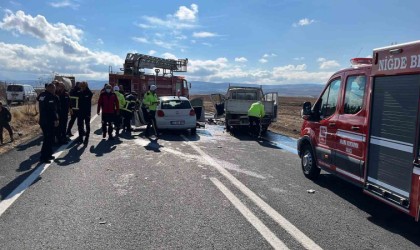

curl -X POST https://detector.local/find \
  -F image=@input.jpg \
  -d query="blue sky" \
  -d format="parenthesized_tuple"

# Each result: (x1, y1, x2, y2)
(1, 0, 420, 84)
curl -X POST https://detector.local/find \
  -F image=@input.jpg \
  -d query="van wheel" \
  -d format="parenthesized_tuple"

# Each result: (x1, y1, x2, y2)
(301, 145, 320, 180)
(191, 128, 197, 135)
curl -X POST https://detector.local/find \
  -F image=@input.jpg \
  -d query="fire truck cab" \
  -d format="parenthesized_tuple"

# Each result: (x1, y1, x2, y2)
(298, 41, 420, 221)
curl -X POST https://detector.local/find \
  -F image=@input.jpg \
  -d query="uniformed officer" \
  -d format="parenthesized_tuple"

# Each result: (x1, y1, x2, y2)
(121, 92, 138, 132)
(67, 82, 80, 136)
(38, 83, 59, 163)
(113, 86, 126, 136)
(56, 82, 70, 144)
(142, 85, 159, 137)
(76, 81, 93, 145)
(248, 101, 265, 136)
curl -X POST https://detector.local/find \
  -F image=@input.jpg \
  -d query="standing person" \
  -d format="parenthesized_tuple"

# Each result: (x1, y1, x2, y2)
(56, 82, 70, 144)
(76, 81, 93, 145)
(97, 84, 119, 140)
(67, 82, 81, 137)
(113, 86, 126, 136)
(38, 83, 59, 163)
(121, 92, 138, 132)
(248, 100, 265, 136)
(142, 85, 159, 137)
(0, 101, 13, 145)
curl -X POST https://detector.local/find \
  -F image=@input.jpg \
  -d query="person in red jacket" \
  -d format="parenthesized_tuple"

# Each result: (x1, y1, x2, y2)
(97, 84, 119, 140)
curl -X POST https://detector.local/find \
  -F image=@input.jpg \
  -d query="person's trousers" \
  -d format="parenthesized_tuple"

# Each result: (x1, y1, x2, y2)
(77, 115, 91, 139)
(121, 110, 133, 130)
(40, 124, 54, 160)
(114, 114, 122, 135)
(67, 111, 78, 134)
(146, 110, 157, 135)
(0, 123, 13, 143)
(101, 113, 114, 137)
(248, 116, 260, 135)
(58, 115, 68, 142)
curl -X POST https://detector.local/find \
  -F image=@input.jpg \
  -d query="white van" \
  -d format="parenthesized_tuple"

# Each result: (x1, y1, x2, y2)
(6, 84, 37, 105)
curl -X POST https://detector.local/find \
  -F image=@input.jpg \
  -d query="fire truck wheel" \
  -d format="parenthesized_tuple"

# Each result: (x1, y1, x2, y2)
(301, 145, 320, 180)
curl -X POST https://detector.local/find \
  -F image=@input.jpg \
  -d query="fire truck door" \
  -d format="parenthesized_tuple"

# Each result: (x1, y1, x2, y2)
(366, 74, 420, 204)
(314, 78, 342, 167)
(335, 75, 367, 181)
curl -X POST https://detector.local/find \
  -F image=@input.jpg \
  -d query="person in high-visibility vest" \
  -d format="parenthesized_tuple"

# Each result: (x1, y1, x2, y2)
(142, 85, 159, 137)
(120, 92, 138, 132)
(113, 85, 126, 136)
(248, 101, 265, 136)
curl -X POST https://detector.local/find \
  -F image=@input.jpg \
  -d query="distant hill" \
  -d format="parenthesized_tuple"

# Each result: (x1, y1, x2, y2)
(2, 79, 325, 97)
(189, 81, 324, 97)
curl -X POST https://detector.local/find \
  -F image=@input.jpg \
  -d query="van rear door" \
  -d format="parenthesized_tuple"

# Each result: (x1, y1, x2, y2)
(264, 92, 278, 121)
(366, 42, 420, 207)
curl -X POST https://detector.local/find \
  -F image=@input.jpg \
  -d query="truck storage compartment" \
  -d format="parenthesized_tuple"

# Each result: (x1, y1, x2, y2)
(366, 74, 420, 203)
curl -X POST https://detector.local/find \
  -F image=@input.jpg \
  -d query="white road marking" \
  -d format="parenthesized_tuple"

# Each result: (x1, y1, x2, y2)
(210, 178, 289, 250)
(0, 114, 98, 217)
(182, 135, 322, 250)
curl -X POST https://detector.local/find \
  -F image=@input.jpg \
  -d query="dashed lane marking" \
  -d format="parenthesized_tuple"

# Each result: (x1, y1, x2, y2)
(0, 114, 99, 217)
(210, 177, 289, 250)
(181, 134, 322, 250)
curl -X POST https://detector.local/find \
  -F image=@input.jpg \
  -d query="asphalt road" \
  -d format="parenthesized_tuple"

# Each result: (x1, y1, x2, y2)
(0, 115, 419, 249)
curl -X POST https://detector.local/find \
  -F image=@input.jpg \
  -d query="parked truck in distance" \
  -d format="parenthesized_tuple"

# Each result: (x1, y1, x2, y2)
(211, 86, 278, 134)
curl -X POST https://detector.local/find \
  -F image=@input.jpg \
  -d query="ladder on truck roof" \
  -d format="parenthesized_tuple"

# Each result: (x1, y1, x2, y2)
(123, 53, 188, 76)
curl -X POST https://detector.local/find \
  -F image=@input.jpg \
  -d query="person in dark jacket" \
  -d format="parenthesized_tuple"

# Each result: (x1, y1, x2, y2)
(76, 81, 93, 145)
(97, 84, 119, 140)
(0, 101, 13, 145)
(55, 82, 70, 144)
(66, 82, 81, 137)
(38, 83, 59, 163)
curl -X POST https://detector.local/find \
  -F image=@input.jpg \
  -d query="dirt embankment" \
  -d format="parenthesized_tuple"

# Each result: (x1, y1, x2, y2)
(191, 95, 317, 139)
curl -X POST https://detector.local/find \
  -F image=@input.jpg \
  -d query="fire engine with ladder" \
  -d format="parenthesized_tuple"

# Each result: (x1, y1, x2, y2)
(109, 53, 189, 97)
(298, 40, 420, 221)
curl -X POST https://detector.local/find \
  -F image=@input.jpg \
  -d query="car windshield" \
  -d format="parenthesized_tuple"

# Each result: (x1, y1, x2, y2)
(7, 85, 23, 91)
(161, 99, 191, 109)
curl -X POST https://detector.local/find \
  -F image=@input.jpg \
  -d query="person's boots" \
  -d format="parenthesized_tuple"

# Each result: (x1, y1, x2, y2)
(83, 136, 89, 145)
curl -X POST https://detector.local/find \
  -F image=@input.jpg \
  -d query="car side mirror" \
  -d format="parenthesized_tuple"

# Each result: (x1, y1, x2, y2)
(189, 82, 191, 89)
(301, 101, 312, 120)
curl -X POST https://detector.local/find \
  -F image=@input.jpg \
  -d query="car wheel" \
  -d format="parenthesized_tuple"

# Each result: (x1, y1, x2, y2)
(301, 145, 320, 180)
(191, 128, 197, 135)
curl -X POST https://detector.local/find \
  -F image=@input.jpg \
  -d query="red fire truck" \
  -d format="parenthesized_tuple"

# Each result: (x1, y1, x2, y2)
(109, 53, 190, 97)
(298, 40, 420, 221)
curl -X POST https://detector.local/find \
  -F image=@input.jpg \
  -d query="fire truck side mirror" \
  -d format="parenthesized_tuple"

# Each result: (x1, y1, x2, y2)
(301, 101, 312, 120)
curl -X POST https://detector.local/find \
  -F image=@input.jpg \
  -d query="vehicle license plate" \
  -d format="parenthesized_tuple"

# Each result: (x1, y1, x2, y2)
(171, 121, 185, 125)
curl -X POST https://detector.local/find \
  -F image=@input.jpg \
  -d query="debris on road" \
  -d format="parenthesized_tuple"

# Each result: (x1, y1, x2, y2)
(307, 189, 315, 194)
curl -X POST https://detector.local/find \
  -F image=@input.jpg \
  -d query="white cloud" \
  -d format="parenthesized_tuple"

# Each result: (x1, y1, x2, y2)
(202, 42, 212, 47)
(259, 58, 268, 64)
(293, 18, 315, 27)
(185, 58, 333, 84)
(263, 53, 277, 58)
(0, 10, 123, 79)
(161, 52, 177, 60)
(132, 37, 149, 44)
(175, 4, 198, 21)
(293, 57, 305, 61)
(317, 58, 340, 69)
(235, 57, 248, 63)
(193, 31, 217, 38)
(138, 15, 197, 30)
(148, 50, 157, 55)
(49, 0, 79, 9)
(96, 38, 104, 45)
